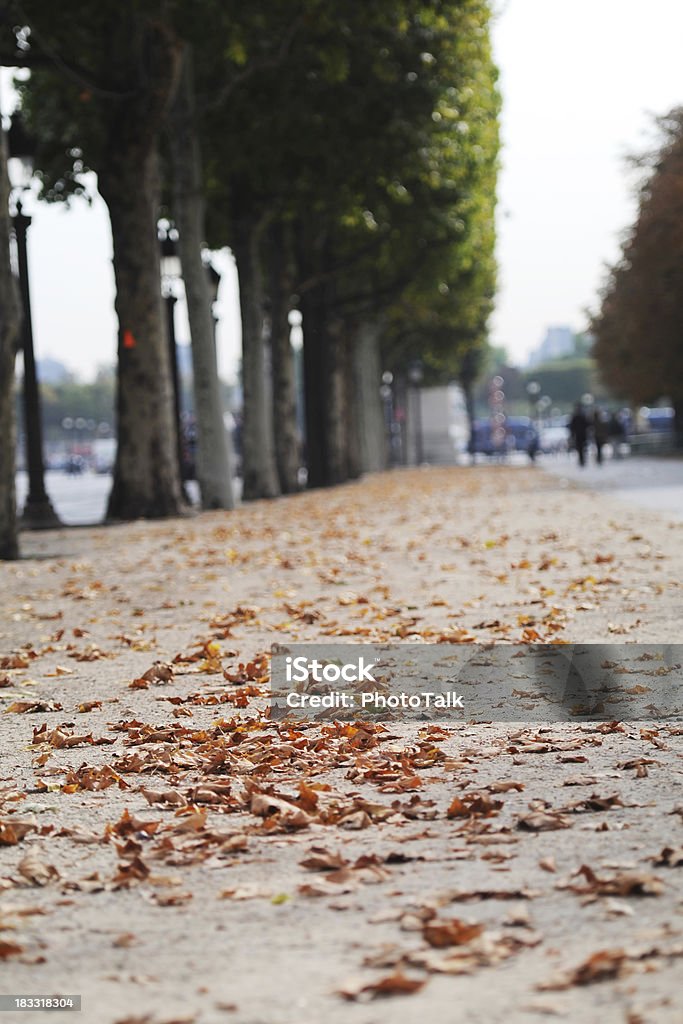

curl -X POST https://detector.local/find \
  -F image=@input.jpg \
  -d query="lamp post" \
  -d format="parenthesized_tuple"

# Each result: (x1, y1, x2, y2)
(526, 380, 540, 423)
(380, 371, 394, 467)
(408, 359, 424, 465)
(538, 395, 552, 428)
(488, 375, 506, 455)
(8, 117, 60, 529)
(206, 260, 221, 348)
(158, 226, 185, 485)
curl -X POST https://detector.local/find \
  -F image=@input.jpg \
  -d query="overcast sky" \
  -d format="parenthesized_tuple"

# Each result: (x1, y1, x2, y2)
(5, 0, 683, 380)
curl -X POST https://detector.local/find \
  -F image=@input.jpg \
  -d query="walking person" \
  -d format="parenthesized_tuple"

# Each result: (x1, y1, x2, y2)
(593, 407, 609, 465)
(608, 410, 626, 458)
(569, 402, 589, 467)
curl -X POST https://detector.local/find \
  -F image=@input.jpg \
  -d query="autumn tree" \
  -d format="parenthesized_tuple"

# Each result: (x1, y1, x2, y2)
(167, 44, 236, 510)
(592, 108, 683, 444)
(202, 0, 500, 489)
(4, 2, 186, 519)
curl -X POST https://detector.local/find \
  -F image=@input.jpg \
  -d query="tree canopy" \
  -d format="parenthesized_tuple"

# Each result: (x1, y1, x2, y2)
(592, 108, 683, 431)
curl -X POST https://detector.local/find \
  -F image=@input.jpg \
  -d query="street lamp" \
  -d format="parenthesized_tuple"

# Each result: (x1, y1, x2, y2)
(538, 395, 552, 427)
(380, 371, 394, 466)
(158, 224, 185, 485)
(205, 260, 221, 346)
(526, 380, 540, 422)
(408, 359, 424, 465)
(490, 375, 506, 454)
(8, 115, 60, 529)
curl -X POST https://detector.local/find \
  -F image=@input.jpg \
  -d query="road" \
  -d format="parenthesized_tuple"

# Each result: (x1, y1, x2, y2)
(539, 452, 683, 520)
(15, 470, 201, 526)
(15, 454, 683, 528)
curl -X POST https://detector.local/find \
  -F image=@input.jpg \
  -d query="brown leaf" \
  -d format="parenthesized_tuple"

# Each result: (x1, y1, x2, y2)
(6, 700, 63, 713)
(560, 864, 664, 897)
(563, 793, 624, 813)
(0, 819, 36, 845)
(150, 891, 193, 907)
(447, 794, 503, 819)
(141, 662, 175, 684)
(140, 787, 188, 808)
(538, 948, 628, 989)
(337, 971, 426, 1001)
(220, 884, 273, 901)
(0, 939, 24, 958)
(300, 847, 348, 872)
(18, 852, 60, 886)
(652, 846, 683, 868)
(423, 918, 484, 948)
(250, 791, 312, 830)
(517, 811, 571, 832)
(486, 780, 525, 793)
(112, 856, 150, 887)
(77, 700, 103, 713)
(446, 886, 539, 902)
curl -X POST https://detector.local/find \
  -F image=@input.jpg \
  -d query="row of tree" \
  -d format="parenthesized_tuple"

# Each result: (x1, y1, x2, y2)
(0, 0, 500, 557)
(592, 108, 683, 443)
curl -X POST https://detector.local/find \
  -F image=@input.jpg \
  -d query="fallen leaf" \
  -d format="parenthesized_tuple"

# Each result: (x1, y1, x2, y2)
(423, 917, 484, 948)
(18, 852, 59, 886)
(517, 811, 571, 832)
(337, 971, 426, 1001)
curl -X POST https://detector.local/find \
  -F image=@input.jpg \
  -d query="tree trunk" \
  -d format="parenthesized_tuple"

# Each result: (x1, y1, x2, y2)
(673, 396, 683, 450)
(299, 288, 326, 488)
(299, 288, 349, 489)
(324, 318, 347, 486)
(267, 221, 300, 493)
(233, 219, 280, 500)
(351, 319, 386, 474)
(461, 377, 476, 455)
(169, 47, 234, 510)
(459, 348, 481, 458)
(0, 102, 21, 559)
(99, 147, 184, 520)
(345, 327, 361, 480)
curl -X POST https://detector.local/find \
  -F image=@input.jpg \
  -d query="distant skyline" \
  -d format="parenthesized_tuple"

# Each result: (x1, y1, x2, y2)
(4, 0, 683, 380)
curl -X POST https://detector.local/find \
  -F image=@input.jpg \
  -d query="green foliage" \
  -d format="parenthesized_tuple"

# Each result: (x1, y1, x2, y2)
(197, 0, 499, 374)
(16, 371, 116, 440)
(522, 359, 613, 411)
(11, 0, 500, 439)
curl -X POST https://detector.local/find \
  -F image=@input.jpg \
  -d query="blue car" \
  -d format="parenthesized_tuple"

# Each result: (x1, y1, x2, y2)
(469, 416, 539, 461)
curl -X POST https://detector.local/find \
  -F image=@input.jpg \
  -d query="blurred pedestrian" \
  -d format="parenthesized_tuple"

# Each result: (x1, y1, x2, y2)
(593, 407, 609, 465)
(608, 410, 626, 459)
(569, 402, 589, 467)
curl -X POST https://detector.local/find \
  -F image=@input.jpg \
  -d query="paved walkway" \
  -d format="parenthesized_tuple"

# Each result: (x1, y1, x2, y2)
(1, 467, 681, 1024)
(540, 452, 683, 519)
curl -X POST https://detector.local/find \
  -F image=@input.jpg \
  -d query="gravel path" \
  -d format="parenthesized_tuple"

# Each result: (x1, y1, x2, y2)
(1, 466, 681, 1024)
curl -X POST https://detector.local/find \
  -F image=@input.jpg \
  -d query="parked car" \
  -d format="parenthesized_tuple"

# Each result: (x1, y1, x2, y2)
(643, 407, 674, 433)
(469, 416, 539, 461)
(539, 423, 569, 454)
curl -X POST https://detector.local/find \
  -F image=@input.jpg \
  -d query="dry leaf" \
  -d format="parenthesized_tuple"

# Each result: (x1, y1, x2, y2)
(423, 918, 484, 948)
(18, 852, 59, 886)
(337, 971, 426, 1001)
(517, 811, 571, 832)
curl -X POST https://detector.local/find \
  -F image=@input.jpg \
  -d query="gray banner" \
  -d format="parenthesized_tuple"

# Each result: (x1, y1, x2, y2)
(0, 996, 81, 1011)
(270, 643, 682, 722)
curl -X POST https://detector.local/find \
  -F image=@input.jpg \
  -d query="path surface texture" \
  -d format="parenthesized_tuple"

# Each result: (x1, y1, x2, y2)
(1, 466, 681, 1024)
